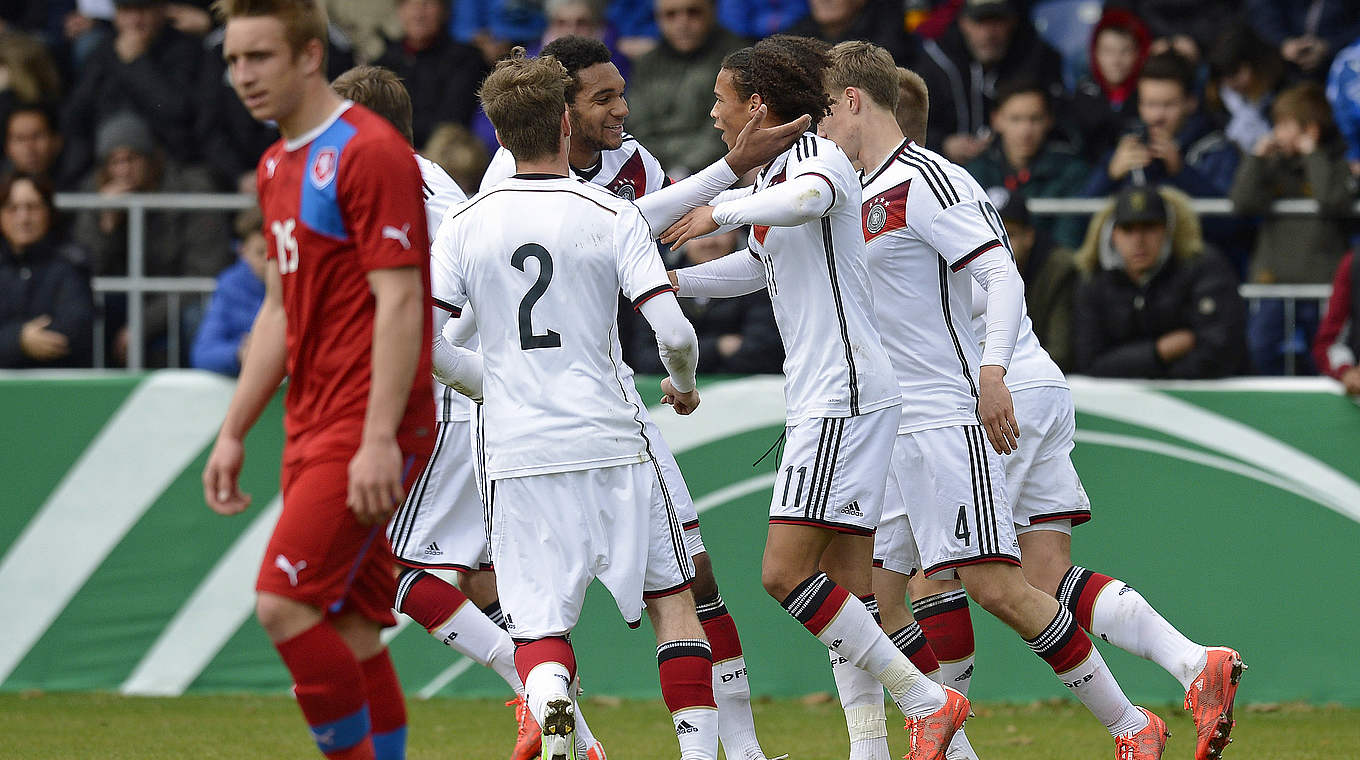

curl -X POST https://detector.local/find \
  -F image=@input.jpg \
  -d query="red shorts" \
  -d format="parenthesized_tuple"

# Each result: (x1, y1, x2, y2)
(256, 432, 434, 625)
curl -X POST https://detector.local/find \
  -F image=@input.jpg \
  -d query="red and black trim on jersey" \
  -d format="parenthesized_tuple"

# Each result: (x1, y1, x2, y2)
(923, 553, 1022, 578)
(1027, 510, 1093, 527)
(631, 283, 678, 311)
(949, 239, 1004, 272)
(433, 296, 462, 316)
(862, 139, 912, 187)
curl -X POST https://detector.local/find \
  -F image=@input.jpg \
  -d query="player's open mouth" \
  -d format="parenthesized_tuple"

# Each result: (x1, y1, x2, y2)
(605, 124, 624, 134)
(243, 92, 267, 109)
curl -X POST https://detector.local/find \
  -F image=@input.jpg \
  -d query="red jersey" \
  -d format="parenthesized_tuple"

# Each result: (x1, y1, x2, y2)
(257, 102, 435, 455)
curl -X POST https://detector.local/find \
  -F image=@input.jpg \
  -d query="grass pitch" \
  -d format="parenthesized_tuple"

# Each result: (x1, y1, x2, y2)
(1, 693, 1355, 759)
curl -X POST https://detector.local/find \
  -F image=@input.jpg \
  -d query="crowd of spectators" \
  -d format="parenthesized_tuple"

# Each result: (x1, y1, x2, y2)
(0, 0, 1358, 388)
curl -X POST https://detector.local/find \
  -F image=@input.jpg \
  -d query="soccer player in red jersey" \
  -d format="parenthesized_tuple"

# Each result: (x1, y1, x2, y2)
(201, 2, 435, 759)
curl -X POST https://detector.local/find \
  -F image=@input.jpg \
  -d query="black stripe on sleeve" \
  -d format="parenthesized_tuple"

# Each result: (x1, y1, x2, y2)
(433, 297, 463, 316)
(905, 144, 959, 204)
(631, 283, 677, 311)
(949, 240, 1003, 272)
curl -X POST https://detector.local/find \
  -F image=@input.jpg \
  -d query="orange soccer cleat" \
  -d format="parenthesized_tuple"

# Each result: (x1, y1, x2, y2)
(507, 695, 541, 760)
(903, 686, 969, 760)
(1184, 646, 1246, 760)
(1115, 707, 1169, 760)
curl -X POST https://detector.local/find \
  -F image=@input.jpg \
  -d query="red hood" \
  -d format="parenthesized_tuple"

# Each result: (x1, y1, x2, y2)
(1089, 8, 1151, 104)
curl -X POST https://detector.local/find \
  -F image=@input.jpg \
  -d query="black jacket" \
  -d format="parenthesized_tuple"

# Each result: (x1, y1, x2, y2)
(376, 34, 488, 148)
(0, 237, 94, 368)
(912, 20, 1064, 152)
(788, 0, 917, 64)
(624, 288, 783, 375)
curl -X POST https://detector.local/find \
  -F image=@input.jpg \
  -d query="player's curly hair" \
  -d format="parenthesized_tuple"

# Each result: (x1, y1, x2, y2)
(540, 35, 613, 102)
(478, 48, 574, 161)
(721, 35, 833, 127)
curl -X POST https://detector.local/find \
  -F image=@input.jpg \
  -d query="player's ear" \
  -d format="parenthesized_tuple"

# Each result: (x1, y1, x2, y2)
(492, 129, 505, 149)
(845, 87, 859, 114)
(300, 37, 325, 77)
(561, 106, 571, 139)
(748, 92, 763, 115)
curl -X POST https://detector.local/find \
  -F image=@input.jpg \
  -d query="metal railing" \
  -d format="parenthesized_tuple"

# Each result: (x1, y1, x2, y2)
(52, 192, 1353, 371)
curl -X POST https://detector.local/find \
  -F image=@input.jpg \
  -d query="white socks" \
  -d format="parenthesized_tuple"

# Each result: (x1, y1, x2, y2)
(673, 707, 719, 760)
(1088, 580, 1208, 691)
(831, 650, 891, 760)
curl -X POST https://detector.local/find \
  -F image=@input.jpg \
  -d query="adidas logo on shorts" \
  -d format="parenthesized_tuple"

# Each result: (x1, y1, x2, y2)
(675, 720, 699, 735)
(424, 542, 442, 557)
(840, 501, 864, 517)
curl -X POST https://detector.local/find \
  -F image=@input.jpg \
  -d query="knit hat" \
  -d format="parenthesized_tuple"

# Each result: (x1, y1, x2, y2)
(96, 112, 155, 161)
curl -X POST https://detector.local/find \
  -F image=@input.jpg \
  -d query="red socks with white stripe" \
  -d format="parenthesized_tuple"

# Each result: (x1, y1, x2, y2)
(394, 568, 523, 694)
(782, 573, 945, 717)
(696, 593, 766, 760)
(658, 638, 719, 760)
(275, 622, 375, 760)
(1058, 566, 1208, 690)
(913, 589, 975, 695)
(1025, 606, 1146, 737)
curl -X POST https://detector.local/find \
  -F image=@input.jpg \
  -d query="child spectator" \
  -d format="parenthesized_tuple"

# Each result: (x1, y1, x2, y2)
(1312, 252, 1360, 394)
(1325, 37, 1360, 177)
(191, 208, 265, 377)
(1230, 81, 1355, 373)
(967, 79, 1089, 247)
(1073, 185, 1247, 378)
(1066, 8, 1151, 163)
(0, 172, 94, 368)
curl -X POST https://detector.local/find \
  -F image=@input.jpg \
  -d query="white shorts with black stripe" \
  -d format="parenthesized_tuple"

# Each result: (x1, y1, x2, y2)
(645, 414, 707, 558)
(873, 424, 1020, 579)
(1007, 386, 1091, 534)
(488, 460, 694, 640)
(387, 417, 490, 572)
(769, 406, 898, 535)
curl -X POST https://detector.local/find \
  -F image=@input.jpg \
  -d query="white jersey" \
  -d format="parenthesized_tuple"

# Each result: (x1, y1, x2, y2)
(417, 154, 479, 423)
(857, 140, 1007, 432)
(430, 175, 676, 479)
(482, 133, 667, 200)
(723, 133, 899, 424)
(969, 278, 1066, 391)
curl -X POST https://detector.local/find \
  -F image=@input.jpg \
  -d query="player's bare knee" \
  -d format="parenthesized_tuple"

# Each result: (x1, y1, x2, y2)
(760, 560, 800, 602)
(690, 554, 719, 604)
(1022, 559, 1067, 599)
(254, 593, 320, 642)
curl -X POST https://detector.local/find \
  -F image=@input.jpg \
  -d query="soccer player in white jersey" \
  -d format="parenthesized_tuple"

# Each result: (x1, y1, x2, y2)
(662, 35, 968, 760)
(329, 66, 602, 760)
(815, 41, 1171, 760)
(428, 51, 719, 760)
(479, 37, 807, 760)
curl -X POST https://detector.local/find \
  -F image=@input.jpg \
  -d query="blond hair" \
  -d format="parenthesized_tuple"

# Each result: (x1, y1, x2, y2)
(212, 0, 328, 59)
(895, 67, 929, 145)
(478, 49, 573, 161)
(333, 65, 414, 144)
(826, 40, 900, 112)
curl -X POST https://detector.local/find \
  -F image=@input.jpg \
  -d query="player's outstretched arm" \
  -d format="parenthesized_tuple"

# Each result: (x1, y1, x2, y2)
(635, 105, 810, 236)
(203, 265, 288, 516)
(639, 292, 700, 415)
(669, 248, 767, 299)
(662, 174, 835, 249)
(349, 266, 425, 526)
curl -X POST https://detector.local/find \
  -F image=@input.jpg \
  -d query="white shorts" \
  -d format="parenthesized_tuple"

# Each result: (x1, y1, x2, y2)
(388, 418, 490, 572)
(873, 424, 1021, 579)
(645, 414, 707, 558)
(769, 407, 898, 535)
(488, 460, 695, 640)
(1007, 386, 1091, 529)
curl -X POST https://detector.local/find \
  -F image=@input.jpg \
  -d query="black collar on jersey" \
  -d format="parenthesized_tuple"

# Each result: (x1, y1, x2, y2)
(861, 138, 911, 187)
(574, 160, 602, 181)
(513, 173, 570, 180)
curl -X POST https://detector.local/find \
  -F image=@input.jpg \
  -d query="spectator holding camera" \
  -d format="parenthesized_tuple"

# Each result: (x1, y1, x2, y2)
(1085, 51, 1240, 199)
(967, 79, 1089, 247)
(1073, 185, 1248, 378)
(0, 172, 94, 369)
(190, 207, 266, 377)
(1230, 81, 1353, 373)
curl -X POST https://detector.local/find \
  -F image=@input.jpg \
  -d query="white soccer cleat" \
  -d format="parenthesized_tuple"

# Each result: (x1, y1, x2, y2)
(539, 696, 576, 760)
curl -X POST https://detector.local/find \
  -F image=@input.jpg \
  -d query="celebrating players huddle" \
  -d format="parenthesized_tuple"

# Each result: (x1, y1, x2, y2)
(201, 2, 1244, 760)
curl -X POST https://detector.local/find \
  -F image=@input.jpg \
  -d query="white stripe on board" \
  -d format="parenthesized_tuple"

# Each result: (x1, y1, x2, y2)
(692, 473, 778, 514)
(416, 658, 475, 700)
(121, 496, 282, 696)
(646, 376, 787, 454)
(0, 371, 237, 683)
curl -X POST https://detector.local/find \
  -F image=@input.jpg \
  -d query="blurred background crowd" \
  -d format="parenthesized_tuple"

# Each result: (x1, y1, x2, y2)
(1, 0, 1358, 393)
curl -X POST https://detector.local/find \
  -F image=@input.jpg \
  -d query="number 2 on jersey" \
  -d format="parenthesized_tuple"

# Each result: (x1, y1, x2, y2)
(511, 243, 562, 350)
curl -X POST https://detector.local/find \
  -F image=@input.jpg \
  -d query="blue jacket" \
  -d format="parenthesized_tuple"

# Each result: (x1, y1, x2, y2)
(191, 259, 264, 376)
(717, 0, 807, 39)
(1327, 39, 1360, 164)
(1084, 113, 1241, 198)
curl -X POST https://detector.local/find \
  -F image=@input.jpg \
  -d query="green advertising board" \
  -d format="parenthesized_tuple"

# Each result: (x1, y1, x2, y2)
(1, 372, 1357, 705)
